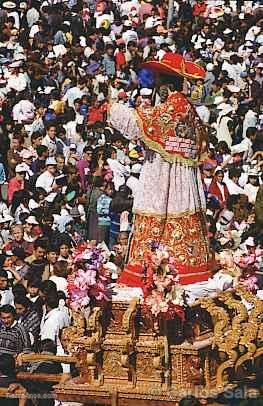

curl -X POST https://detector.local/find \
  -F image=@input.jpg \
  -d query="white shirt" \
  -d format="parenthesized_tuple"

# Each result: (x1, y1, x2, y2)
(126, 175, 139, 197)
(107, 158, 130, 191)
(40, 307, 70, 349)
(0, 288, 14, 306)
(49, 276, 68, 296)
(13, 100, 35, 123)
(244, 183, 259, 204)
(224, 177, 244, 196)
(122, 29, 138, 45)
(35, 170, 55, 194)
(42, 135, 57, 157)
(63, 86, 85, 108)
(7, 73, 27, 93)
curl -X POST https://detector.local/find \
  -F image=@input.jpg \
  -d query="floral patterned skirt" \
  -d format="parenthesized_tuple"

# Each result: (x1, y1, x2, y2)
(127, 152, 211, 285)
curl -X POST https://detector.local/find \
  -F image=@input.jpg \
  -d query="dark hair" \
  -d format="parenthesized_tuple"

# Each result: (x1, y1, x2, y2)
(179, 396, 200, 406)
(45, 294, 59, 309)
(39, 339, 57, 355)
(14, 295, 32, 309)
(0, 305, 16, 316)
(28, 278, 41, 289)
(229, 168, 241, 179)
(31, 132, 43, 142)
(12, 284, 27, 298)
(246, 127, 257, 138)
(40, 280, 57, 297)
(46, 121, 57, 130)
(34, 238, 48, 251)
(36, 145, 48, 157)
(53, 261, 68, 278)
(0, 270, 8, 279)
(215, 169, 224, 177)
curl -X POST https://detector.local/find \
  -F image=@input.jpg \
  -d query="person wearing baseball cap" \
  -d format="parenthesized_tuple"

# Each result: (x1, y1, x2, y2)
(7, 163, 27, 204)
(35, 157, 60, 196)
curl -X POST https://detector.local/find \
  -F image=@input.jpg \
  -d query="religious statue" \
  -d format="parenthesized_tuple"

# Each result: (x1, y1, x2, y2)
(110, 53, 211, 287)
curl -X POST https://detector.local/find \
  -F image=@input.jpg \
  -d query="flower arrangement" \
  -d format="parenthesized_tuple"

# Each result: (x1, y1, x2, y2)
(142, 242, 185, 320)
(67, 242, 111, 311)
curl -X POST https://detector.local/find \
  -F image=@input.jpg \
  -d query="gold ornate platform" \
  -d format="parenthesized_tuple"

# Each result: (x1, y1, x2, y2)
(55, 287, 263, 404)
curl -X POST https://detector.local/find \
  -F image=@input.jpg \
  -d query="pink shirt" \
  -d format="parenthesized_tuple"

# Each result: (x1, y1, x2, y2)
(7, 177, 24, 203)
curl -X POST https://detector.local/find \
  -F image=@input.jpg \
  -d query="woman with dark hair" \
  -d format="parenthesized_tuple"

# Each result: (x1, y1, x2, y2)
(208, 170, 230, 208)
(85, 176, 105, 241)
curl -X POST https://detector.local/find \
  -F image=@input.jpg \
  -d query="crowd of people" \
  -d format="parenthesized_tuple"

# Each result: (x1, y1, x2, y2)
(0, 0, 261, 405)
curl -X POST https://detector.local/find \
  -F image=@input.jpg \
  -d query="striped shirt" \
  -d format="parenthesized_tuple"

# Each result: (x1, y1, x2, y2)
(0, 321, 31, 355)
(19, 310, 40, 344)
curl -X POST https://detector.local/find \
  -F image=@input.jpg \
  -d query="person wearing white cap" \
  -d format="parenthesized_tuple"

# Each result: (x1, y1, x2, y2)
(7, 164, 27, 204)
(244, 169, 260, 204)
(7, 63, 27, 93)
(122, 22, 138, 45)
(23, 216, 39, 243)
(126, 163, 141, 197)
(216, 105, 234, 148)
(221, 54, 244, 88)
(35, 157, 60, 196)
(204, 63, 215, 96)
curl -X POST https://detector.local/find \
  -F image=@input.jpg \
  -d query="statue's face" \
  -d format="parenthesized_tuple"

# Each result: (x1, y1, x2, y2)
(159, 85, 169, 102)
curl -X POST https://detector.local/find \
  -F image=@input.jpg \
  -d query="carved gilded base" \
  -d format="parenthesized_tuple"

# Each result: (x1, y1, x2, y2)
(57, 289, 263, 404)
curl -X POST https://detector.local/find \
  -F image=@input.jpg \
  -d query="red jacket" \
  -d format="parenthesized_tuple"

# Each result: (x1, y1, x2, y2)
(193, 2, 206, 16)
(208, 180, 229, 207)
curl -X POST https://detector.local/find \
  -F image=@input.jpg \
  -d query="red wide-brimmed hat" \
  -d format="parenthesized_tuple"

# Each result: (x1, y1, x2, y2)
(184, 60, 206, 80)
(140, 53, 205, 80)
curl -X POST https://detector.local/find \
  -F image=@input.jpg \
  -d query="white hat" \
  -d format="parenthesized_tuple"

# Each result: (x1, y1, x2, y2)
(63, 21, 71, 26)
(227, 85, 240, 93)
(26, 216, 39, 225)
(244, 237, 255, 247)
(224, 6, 232, 14)
(140, 88, 152, 96)
(20, 150, 34, 160)
(80, 36, 87, 47)
(220, 105, 233, 115)
(44, 86, 55, 95)
(13, 53, 26, 61)
(70, 143, 77, 150)
(223, 28, 233, 35)
(206, 39, 213, 45)
(256, 63, 263, 69)
(47, 52, 56, 59)
(206, 63, 214, 72)
(15, 163, 28, 173)
(214, 96, 224, 105)
(231, 144, 247, 154)
(217, 102, 230, 110)
(9, 60, 23, 69)
(2, 1, 16, 9)
(19, 2, 27, 9)
(248, 168, 260, 177)
(1, 214, 13, 223)
(131, 163, 142, 174)
(45, 157, 57, 166)
(53, 44, 67, 58)
(124, 20, 132, 27)
(239, 13, 245, 19)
